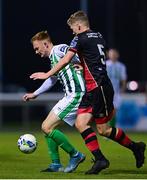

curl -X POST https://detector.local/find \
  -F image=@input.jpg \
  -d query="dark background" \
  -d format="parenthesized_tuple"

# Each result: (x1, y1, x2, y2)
(2, 0, 147, 92)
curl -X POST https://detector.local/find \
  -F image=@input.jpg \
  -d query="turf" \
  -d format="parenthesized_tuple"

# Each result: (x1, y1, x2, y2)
(0, 131, 147, 179)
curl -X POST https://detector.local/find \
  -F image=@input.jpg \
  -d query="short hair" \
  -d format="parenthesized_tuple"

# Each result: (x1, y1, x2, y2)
(31, 31, 51, 43)
(67, 10, 89, 27)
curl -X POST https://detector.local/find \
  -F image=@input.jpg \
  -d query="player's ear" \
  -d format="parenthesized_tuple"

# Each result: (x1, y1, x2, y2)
(44, 42, 48, 48)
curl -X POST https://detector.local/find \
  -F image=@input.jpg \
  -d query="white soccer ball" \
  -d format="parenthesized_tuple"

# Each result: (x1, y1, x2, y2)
(17, 134, 37, 154)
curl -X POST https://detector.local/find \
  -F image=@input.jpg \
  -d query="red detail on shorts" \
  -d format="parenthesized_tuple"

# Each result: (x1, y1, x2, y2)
(86, 140, 100, 151)
(77, 107, 92, 114)
(95, 110, 114, 124)
(84, 132, 96, 141)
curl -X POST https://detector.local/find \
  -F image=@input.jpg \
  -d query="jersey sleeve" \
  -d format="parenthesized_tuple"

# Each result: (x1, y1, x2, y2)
(69, 36, 80, 53)
(33, 76, 58, 96)
(54, 44, 69, 58)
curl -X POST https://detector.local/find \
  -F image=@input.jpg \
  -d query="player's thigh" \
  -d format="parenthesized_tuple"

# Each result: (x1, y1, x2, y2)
(42, 110, 61, 132)
(53, 92, 84, 126)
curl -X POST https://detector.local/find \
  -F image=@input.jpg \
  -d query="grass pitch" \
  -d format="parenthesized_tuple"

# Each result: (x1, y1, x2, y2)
(0, 131, 147, 179)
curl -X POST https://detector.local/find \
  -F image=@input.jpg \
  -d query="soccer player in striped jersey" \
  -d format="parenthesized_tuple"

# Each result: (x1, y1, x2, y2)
(23, 31, 85, 173)
(30, 12, 146, 175)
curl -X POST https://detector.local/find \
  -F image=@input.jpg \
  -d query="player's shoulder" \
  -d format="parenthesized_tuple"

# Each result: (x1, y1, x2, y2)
(106, 59, 113, 66)
(53, 44, 69, 56)
(54, 44, 68, 52)
(70, 36, 79, 48)
(84, 30, 103, 38)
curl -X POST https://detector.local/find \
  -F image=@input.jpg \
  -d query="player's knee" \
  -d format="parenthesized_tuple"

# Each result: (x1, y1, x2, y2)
(97, 126, 111, 136)
(75, 120, 80, 129)
(97, 126, 107, 136)
(75, 120, 85, 132)
(41, 123, 52, 134)
(97, 127, 105, 136)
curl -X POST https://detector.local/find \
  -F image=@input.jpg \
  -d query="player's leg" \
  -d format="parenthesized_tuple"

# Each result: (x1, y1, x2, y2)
(76, 113, 110, 175)
(41, 111, 64, 172)
(97, 82, 146, 169)
(75, 90, 109, 174)
(96, 116, 146, 168)
(43, 92, 85, 173)
(76, 113, 104, 160)
(54, 92, 85, 173)
(50, 128, 85, 173)
(42, 111, 79, 172)
(108, 93, 119, 127)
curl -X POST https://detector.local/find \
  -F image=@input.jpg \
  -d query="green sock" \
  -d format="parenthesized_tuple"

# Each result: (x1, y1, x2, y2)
(48, 129, 77, 156)
(109, 116, 116, 127)
(45, 135, 60, 164)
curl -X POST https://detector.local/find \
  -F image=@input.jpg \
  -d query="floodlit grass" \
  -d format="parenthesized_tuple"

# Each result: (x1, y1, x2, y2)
(0, 131, 147, 179)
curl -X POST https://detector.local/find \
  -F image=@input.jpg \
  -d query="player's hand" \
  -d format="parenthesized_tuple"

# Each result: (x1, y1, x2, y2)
(73, 64, 83, 71)
(23, 93, 37, 101)
(30, 72, 49, 80)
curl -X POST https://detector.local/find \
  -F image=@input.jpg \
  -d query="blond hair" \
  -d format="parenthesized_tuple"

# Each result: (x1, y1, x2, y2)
(67, 11, 89, 27)
(31, 31, 51, 43)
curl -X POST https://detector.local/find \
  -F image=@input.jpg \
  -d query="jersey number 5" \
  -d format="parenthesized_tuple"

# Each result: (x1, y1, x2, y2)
(97, 44, 106, 65)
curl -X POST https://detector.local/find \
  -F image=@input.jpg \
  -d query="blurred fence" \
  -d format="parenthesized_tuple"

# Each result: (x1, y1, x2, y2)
(0, 93, 147, 131)
(0, 93, 63, 130)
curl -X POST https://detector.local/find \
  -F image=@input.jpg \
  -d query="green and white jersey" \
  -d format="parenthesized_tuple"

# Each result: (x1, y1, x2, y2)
(49, 44, 85, 93)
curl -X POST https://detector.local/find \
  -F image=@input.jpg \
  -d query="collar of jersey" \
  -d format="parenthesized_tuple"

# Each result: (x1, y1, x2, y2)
(49, 46, 56, 59)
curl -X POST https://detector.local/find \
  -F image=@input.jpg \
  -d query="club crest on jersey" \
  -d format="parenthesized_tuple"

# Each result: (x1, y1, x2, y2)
(70, 36, 78, 48)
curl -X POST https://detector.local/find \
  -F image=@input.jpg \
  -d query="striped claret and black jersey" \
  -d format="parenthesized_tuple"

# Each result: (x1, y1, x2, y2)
(49, 44, 85, 93)
(69, 30, 109, 92)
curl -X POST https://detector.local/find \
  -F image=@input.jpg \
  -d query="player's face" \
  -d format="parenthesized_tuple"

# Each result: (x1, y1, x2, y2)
(32, 40, 49, 58)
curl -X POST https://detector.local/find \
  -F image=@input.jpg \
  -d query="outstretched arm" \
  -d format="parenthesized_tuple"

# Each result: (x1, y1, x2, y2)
(23, 76, 57, 101)
(30, 51, 75, 80)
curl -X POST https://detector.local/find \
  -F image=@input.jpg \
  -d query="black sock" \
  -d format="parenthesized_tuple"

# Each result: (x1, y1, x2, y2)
(92, 149, 106, 161)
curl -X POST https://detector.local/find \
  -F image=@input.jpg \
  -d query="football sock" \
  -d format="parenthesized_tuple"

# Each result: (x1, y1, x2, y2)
(49, 129, 77, 157)
(45, 135, 60, 164)
(108, 127, 135, 149)
(81, 128, 104, 160)
(108, 116, 116, 127)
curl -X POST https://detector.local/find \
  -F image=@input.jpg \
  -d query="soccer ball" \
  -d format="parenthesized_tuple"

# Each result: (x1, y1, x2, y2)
(17, 134, 37, 154)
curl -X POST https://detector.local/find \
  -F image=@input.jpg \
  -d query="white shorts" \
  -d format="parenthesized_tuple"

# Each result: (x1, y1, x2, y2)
(52, 92, 84, 126)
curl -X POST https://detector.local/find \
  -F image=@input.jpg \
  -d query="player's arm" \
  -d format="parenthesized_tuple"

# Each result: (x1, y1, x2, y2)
(23, 76, 57, 101)
(30, 51, 75, 80)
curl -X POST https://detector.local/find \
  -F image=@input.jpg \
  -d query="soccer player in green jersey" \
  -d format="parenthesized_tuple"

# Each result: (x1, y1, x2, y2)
(23, 31, 85, 173)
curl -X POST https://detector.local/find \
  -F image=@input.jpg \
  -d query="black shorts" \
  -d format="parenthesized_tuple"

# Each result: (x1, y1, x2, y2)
(78, 80, 114, 123)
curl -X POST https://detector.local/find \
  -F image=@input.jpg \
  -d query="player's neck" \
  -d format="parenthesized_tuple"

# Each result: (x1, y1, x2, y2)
(48, 43, 54, 55)
(78, 27, 90, 34)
